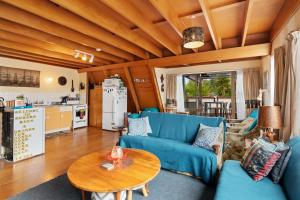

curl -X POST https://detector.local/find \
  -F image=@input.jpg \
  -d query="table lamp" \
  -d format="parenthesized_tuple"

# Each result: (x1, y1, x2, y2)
(258, 106, 282, 142)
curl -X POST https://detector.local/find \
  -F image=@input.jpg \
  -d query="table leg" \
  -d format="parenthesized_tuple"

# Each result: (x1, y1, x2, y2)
(142, 185, 148, 197)
(81, 190, 85, 200)
(115, 191, 121, 200)
(127, 190, 133, 200)
(145, 183, 150, 193)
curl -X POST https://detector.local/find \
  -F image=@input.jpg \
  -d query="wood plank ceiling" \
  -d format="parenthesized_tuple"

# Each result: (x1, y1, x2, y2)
(0, 0, 296, 69)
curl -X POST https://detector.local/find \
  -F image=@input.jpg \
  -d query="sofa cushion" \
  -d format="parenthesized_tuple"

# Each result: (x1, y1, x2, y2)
(140, 112, 223, 144)
(193, 124, 221, 151)
(282, 136, 300, 200)
(214, 160, 287, 200)
(119, 135, 217, 184)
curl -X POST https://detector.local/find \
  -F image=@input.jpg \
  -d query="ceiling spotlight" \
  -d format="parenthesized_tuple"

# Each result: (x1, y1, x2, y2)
(89, 55, 94, 63)
(96, 48, 102, 51)
(74, 51, 80, 58)
(82, 54, 87, 61)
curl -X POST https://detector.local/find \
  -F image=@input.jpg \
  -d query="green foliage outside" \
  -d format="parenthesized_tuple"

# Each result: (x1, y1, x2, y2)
(185, 75, 231, 97)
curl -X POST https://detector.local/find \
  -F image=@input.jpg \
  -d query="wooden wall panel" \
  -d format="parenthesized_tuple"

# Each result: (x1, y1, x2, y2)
(129, 66, 158, 110)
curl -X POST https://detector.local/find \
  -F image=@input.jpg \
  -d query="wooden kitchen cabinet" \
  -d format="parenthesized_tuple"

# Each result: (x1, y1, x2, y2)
(45, 106, 72, 134)
(89, 86, 102, 128)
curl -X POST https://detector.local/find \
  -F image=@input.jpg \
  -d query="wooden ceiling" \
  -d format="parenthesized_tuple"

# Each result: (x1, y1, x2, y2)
(0, 0, 299, 69)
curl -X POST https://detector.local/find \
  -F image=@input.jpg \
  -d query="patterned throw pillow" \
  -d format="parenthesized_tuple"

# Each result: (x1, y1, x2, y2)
(128, 117, 152, 136)
(241, 139, 281, 181)
(270, 142, 292, 183)
(193, 123, 221, 151)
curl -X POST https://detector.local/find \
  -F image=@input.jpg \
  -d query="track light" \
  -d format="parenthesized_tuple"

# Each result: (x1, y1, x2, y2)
(74, 51, 80, 58)
(89, 55, 94, 63)
(74, 50, 94, 63)
(82, 54, 87, 61)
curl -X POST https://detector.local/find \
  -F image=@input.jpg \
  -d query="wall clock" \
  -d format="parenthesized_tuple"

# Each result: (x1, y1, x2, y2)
(58, 76, 67, 86)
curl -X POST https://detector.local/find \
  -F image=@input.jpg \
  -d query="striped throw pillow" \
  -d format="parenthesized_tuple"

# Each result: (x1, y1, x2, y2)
(241, 139, 281, 181)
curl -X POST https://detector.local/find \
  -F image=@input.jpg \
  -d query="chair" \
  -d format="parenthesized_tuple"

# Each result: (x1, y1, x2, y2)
(226, 108, 258, 135)
(224, 109, 259, 161)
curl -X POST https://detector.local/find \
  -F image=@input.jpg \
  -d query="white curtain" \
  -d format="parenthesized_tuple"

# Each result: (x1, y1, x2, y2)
(281, 31, 300, 141)
(236, 70, 246, 119)
(166, 74, 177, 105)
(176, 75, 185, 112)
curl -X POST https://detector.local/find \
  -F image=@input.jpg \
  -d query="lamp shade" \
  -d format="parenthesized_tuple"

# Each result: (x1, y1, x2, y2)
(258, 106, 282, 129)
(183, 27, 204, 49)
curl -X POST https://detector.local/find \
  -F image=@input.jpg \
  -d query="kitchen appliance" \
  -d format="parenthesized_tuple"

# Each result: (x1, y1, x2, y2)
(73, 104, 88, 129)
(102, 78, 127, 131)
(2, 107, 45, 162)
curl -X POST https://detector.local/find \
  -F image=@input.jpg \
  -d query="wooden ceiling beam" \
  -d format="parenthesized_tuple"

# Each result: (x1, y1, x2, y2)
(148, 0, 186, 38)
(0, 19, 124, 63)
(50, 0, 162, 57)
(198, 0, 221, 50)
(101, 0, 181, 55)
(0, 1, 135, 61)
(241, 0, 254, 46)
(271, 0, 300, 41)
(0, 39, 102, 66)
(124, 67, 141, 112)
(0, 48, 87, 69)
(79, 43, 270, 72)
(0, 29, 112, 65)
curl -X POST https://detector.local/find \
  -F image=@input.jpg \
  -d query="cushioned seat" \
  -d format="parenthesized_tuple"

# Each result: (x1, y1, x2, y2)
(215, 136, 300, 200)
(214, 160, 287, 200)
(120, 135, 217, 184)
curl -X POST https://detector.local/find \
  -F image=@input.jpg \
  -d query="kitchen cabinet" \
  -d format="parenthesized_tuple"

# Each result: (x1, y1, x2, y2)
(89, 87, 102, 128)
(45, 106, 72, 134)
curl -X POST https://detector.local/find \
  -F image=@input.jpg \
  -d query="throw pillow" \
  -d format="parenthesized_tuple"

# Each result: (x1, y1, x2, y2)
(128, 117, 152, 136)
(270, 142, 292, 183)
(193, 123, 221, 151)
(241, 139, 281, 181)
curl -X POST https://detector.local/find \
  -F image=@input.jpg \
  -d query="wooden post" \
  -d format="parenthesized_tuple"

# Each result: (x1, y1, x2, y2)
(148, 65, 164, 112)
(124, 67, 140, 112)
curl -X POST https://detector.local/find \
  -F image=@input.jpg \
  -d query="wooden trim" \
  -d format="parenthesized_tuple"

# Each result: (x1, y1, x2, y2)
(0, 1, 135, 61)
(102, 70, 109, 78)
(241, 0, 254, 46)
(198, 0, 221, 49)
(79, 44, 271, 72)
(102, 0, 181, 55)
(124, 67, 141, 112)
(271, 0, 300, 41)
(50, 0, 162, 57)
(148, 66, 164, 112)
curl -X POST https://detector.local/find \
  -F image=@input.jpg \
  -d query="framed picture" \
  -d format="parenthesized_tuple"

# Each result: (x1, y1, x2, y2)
(0, 66, 40, 88)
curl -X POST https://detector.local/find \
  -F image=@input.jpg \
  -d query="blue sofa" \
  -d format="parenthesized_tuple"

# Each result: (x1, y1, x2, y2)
(119, 112, 225, 184)
(214, 136, 300, 200)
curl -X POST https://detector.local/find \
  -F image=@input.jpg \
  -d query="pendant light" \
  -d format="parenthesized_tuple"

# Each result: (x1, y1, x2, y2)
(182, 27, 204, 49)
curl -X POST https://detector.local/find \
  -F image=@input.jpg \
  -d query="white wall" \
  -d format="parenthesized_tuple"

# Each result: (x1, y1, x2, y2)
(0, 57, 80, 104)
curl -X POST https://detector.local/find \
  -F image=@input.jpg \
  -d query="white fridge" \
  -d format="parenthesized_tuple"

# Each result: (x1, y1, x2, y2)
(102, 86, 127, 131)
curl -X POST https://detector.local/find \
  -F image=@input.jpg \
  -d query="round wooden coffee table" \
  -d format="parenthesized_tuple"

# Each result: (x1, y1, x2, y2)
(67, 148, 161, 200)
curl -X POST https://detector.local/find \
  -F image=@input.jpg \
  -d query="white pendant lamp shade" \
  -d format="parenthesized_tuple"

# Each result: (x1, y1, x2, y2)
(183, 27, 204, 49)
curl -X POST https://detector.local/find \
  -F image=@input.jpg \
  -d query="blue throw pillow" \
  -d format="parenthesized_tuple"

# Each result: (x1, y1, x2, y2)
(193, 123, 221, 151)
(128, 117, 152, 136)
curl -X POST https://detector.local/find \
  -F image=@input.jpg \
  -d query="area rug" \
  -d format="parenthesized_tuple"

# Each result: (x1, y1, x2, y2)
(10, 170, 215, 200)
